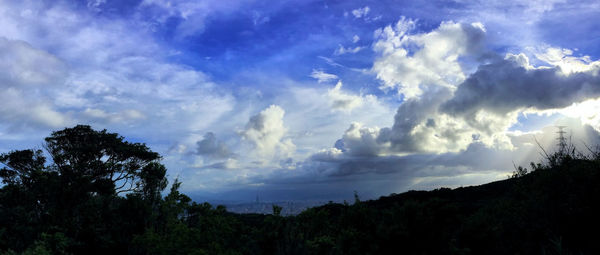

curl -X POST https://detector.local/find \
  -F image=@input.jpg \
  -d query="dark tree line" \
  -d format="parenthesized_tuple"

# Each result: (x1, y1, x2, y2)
(1, 125, 600, 254)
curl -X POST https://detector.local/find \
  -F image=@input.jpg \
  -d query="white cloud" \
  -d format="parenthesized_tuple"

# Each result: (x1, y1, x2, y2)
(0, 1, 237, 151)
(372, 18, 486, 98)
(352, 35, 360, 43)
(534, 47, 600, 74)
(0, 37, 71, 131)
(530, 98, 600, 132)
(331, 87, 502, 155)
(0, 37, 67, 88)
(334, 45, 363, 55)
(82, 108, 146, 124)
(0, 88, 70, 130)
(351, 6, 370, 18)
(327, 81, 370, 113)
(343, 18, 600, 158)
(241, 105, 296, 162)
(275, 83, 395, 159)
(310, 69, 338, 83)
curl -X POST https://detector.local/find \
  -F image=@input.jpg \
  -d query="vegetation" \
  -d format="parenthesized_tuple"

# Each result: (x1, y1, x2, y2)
(1, 125, 600, 254)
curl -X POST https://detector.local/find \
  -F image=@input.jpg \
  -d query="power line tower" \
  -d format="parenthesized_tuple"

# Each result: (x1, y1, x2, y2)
(556, 126, 568, 154)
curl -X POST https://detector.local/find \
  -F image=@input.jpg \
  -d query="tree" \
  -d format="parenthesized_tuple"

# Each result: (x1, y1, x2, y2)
(43, 125, 161, 195)
(137, 162, 168, 209)
(0, 125, 169, 253)
(0, 149, 47, 187)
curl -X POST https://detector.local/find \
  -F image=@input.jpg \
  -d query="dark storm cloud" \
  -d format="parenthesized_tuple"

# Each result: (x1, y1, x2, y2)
(308, 142, 519, 178)
(442, 56, 600, 117)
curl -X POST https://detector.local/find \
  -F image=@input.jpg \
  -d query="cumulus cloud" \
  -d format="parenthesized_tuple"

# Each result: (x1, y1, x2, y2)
(317, 17, 600, 180)
(372, 18, 487, 98)
(331, 86, 498, 155)
(360, 18, 600, 157)
(310, 69, 338, 83)
(241, 105, 295, 161)
(315, 19, 583, 163)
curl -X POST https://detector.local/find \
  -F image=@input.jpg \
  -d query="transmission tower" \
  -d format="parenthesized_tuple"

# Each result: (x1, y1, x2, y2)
(556, 126, 567, 154)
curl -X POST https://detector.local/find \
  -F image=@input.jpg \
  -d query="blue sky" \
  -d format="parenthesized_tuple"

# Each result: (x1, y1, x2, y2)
(1, 0, 600, 202)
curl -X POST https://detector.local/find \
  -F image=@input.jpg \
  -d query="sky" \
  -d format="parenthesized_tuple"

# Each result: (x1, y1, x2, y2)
(1, 0, 600, 202)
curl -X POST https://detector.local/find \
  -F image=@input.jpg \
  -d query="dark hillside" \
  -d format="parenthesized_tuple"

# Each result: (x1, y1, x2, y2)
(281, 157, 600, 254)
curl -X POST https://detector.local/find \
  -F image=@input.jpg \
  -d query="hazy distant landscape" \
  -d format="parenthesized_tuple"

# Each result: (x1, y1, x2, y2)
(223, 201, 329, 216)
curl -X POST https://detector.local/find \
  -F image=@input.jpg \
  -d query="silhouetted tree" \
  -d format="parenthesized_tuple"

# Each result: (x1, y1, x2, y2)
(44, 125, 161, 195)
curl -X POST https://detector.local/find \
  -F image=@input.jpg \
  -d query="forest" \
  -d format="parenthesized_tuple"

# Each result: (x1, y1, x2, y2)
(1, 125, 599, 254)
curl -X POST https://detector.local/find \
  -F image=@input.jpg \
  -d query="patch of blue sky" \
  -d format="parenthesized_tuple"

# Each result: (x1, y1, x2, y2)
(509, 112, 564, 133)
(535, 6, 600, 59)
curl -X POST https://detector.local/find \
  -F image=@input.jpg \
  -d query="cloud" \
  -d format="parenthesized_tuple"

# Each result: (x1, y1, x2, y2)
(195, 132, 235, 160)
(313, 19, 521, 158)
(442, 53, 600, 118)
(241, 118, 600, 201)
(325, 18, 600, 166)
(304, 121, 600, 181)
(82, 108, 145, 124)
(310, 69, 338, 83)
(336, 122, 388, 156)
(86, 0, 107, 12)
(351, 6, 370, 18)
(0, 37, 67, 88)
(252, 11, 270, 26)
(0, 37, 70, 130)
(0, 88, 70, 130)
(0, 1, 236, 145)
(550, 98, 600, 131)
(241, 105, 295, 161)
(372, 18, 487, 98)
(327, 81, 373, 113)
(139, 0, 252, 39)
(533, 47, 599, 74)
(334, 45, 363, 55)
(200, 158, 239, 170)
(331, 86, 495, 155)
(352, 35, 360, 43)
